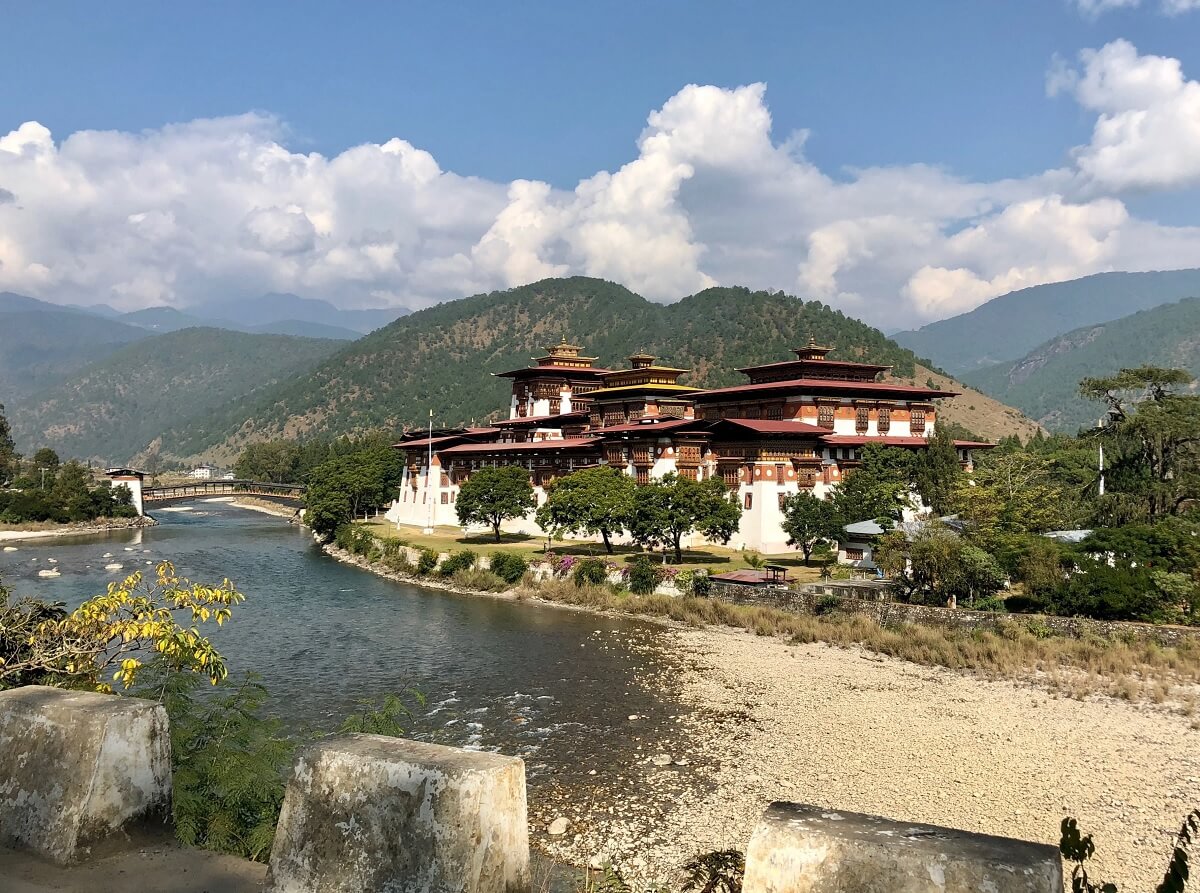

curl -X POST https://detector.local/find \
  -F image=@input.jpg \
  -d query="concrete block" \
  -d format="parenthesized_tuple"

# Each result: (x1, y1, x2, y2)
(0, 685, 171, 864)
(266, 734, 529, 893)
(743, 802, 1062, 893)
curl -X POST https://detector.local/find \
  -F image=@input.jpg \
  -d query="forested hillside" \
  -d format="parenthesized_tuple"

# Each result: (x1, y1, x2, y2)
(178, 277, 1034, 461)
(963, 298, 1200, 432)
(9, 328, 343, 464)
(0, 309, 149, 399)
(893, 269, 1200, 375)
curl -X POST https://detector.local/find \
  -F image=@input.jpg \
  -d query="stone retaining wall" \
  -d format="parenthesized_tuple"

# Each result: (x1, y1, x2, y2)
(708, 581, 1200, 647)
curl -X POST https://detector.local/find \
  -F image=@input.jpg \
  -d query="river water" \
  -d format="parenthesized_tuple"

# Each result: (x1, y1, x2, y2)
(0, 502, 680, 790)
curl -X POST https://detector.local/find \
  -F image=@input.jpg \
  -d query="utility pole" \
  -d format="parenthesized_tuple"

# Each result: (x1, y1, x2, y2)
(39, 467, 46, 490)
(424, 409, 434, 535)
(1098, 443, 1105, 498)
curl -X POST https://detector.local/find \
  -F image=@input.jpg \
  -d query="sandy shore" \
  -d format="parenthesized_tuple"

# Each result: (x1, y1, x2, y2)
(535, 628, 1200, 890)
(0, 518, 153, 544)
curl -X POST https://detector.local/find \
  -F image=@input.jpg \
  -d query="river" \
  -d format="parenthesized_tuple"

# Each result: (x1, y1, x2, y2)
(0, 502, 680, 791)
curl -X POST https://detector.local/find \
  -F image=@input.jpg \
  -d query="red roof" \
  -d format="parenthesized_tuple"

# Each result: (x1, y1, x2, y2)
(952, 440, 997, 449)
(692, 378, 957, 401)
(597, 418, 704, 435)
(735, 358, 891, 375)
(709, 418, 829, 436)
(393, 429, 499, 450)
(439, 437, 602, 455)
(495, 411, 589, 428)
(709, 569, 785, 585)
(493, 365, 611, 378)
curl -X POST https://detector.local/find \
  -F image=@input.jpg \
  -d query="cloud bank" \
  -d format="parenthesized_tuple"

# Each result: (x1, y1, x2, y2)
(3, 40, 1200, 328)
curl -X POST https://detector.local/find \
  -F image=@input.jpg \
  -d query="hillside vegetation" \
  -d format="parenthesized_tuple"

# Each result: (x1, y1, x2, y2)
(892, 269, 1200, 375)
(9, 328, 343, 464)
(964, 298, 1200, 432)
(0, 309, 149, 399)
(181, 277, 1033, 461)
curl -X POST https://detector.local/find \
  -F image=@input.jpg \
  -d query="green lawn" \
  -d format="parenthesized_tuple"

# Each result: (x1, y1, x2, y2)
(363, 519, 827, 580)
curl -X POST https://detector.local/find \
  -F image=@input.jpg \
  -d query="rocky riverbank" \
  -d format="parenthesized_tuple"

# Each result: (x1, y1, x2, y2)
(0, 516, 155, 544)
(320, 534, 1200, 890)
(533, 628, 1200, 891)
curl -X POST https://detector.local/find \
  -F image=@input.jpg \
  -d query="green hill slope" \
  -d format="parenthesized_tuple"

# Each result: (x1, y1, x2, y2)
(962, 298, 1200, 432)
(0, 310, 150, 400)
(173, 277, 1032, 461)
(9, 328, 343, 464)
(892, 269, 1200, 375)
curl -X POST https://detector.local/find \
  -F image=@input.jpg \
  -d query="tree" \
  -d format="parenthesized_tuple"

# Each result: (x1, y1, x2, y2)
(952, 450, 1073, 543)
(31, 447, 61, 482)
(0, 562, 242, 692)
(780, 491, 840, 563)
(0, 403, 15, 484)
(1081, 366, 1200, 520)
(628, 473, 740, 563)
(911, 427, 961, 515)
(455, 465, 536, 542)
(304, 443, 405, 539)
(535, 466, 635, 553)
(830, 443, 914, 527)
(234, 441, 302, 483)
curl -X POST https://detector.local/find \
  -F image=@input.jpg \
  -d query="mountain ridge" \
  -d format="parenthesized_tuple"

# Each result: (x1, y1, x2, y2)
(962, 298, 1200, 432)
(892, 269, 1200, 375)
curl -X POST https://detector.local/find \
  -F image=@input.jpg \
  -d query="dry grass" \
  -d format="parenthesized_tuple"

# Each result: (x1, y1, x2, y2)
(519, 579, 1200, 707)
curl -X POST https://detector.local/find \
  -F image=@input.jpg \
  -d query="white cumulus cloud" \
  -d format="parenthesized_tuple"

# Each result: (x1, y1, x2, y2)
(4, 43, 1200, 329)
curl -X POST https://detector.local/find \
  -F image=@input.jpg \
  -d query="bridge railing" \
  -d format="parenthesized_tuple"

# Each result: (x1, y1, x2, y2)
(141, 480, 306, 501)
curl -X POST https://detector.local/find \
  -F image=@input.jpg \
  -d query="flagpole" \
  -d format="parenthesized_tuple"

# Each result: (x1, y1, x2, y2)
(1098, 443, 1105, 497)
(424, 408, 434, 534)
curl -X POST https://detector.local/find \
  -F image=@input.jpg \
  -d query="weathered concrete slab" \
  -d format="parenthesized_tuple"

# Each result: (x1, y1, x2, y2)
(0, 686, 171, 865)
(743, 802, 1062, 893)
(266, 734, 529, 893)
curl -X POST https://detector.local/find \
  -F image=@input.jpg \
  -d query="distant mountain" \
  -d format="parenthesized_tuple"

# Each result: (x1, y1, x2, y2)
(0, 291, 65, 314)
(963, 298, 1200, 432)
(196, 292, 409, 335)
(0, 310, 150, 400)
(892, 269, 1200, 375)
(8, 328, 344, 464)
(120, 306, 211, 332)
(165, 277, 1038, 463)
(245, 319, 361, 340)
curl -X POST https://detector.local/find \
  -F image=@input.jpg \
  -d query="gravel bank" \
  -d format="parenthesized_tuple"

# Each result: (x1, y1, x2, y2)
(537, 628, 1200, 891)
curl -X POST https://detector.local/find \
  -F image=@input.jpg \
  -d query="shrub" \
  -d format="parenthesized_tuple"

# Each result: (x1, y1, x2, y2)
(438, 549, 477, 577)
(452, 568, 508, 592)
(629, 555, 661, 595)
(970, 595, 1008, 613)
(416, 549, 438, 576)
(488, 551, 528, 585)
(743, 550, 764, 569)
(814, 594, 842, 616)
(573, 557, 609, 586)
(690, 571, 712, 598)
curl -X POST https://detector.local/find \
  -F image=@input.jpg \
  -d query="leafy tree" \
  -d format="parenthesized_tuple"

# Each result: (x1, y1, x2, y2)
(780, 491, 840, 563)
(831, 444, 914, 527)
(234, 441, 302, 483)
(911, 427, 962, 515)
(952, 449, 1074, 544)
(304, 442, 405, 539)
(535, 466, 635, 553)
(0, 561, 242, 692)
(455, 465, 536, 542)
(628, 473, 740, 563)
(30, 447, 61, 481)
(1081, 366, 1200, 520)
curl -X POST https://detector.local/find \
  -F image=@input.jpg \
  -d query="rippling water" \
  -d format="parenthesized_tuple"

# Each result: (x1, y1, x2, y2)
(0, 503, 677, 786)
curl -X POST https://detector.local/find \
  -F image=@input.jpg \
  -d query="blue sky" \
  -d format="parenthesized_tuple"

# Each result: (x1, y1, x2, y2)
(3, 1, 1200, 327)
